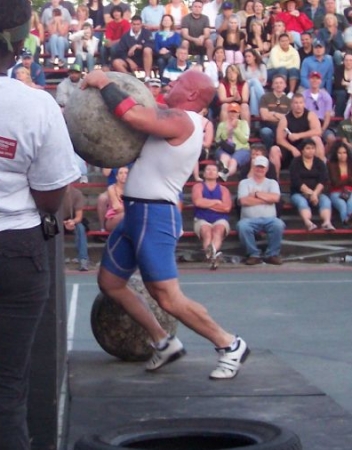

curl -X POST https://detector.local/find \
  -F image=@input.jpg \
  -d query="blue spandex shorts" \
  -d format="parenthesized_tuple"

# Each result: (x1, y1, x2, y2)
(101, 200, 182, 282)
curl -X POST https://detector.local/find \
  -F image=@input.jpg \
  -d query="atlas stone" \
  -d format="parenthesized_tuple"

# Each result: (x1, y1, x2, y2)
(90, 275, 178, 362)
(64, 72, 156, 168)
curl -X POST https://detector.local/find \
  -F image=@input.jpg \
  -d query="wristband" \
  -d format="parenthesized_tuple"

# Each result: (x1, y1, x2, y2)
(100, 82, 138, 117)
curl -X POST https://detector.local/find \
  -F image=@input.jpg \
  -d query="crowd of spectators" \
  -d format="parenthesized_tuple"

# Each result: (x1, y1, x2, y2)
(8, 0, 352, 268)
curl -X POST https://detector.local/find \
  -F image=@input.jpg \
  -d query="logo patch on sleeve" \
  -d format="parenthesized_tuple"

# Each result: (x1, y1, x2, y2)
(0, 136, 17, 159)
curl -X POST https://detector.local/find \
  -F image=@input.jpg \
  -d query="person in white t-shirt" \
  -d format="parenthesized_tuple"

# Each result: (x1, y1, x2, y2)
(0, 2, 80, 448)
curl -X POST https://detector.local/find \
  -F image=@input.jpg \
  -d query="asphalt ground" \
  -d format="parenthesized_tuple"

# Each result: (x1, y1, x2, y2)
(65, 262, 352, 449)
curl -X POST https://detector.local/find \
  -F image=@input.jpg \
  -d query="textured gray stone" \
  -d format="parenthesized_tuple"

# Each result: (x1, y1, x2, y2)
(90, 275, 178, 362)
(64, 72, 155, 168)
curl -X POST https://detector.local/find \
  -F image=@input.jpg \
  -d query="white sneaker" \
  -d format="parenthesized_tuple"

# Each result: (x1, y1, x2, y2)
(205, 243, 216, 260)
(287, 92, 294, 99)
(209, 337, 250, 380)
(145, 336, 186, 371)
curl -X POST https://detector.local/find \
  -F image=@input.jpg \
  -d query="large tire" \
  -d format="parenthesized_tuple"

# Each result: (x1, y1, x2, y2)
(90, 275, 178, 362)
(74, 418, 302, 450)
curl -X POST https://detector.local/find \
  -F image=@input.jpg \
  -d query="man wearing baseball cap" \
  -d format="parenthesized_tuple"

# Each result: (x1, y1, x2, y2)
(0, 1, 80, 448)
(300, 39, 334, 94)
(56, 63, 83, 110)
(302, 71, 336, 153)
(215, 2, 234, 35)
(236, 156, 285, 265)
(11, 48, 46, 88)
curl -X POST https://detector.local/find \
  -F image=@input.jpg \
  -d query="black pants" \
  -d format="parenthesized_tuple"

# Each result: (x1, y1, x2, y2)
(0, 226, 49, 450)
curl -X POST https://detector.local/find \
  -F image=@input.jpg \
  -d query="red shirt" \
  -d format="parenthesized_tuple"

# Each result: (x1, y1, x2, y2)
(275, 12, 313, 33)
(105, 19, 131, 41)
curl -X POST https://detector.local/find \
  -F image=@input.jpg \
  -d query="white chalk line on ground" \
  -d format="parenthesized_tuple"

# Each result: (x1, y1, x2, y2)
(69, 279, 352, 288)
(67, 283, 79, 352)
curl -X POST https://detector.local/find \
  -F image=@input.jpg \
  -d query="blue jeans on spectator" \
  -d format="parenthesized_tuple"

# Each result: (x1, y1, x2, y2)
(237, 217, 286, 257)
(259, 123, 277, 151)
(0, 226, 49, 450)
(291, 193, 332, 211)
(74, 223, 89, 261)
(267, 67, 300, 84)
(332, 89, 348, 118)
(47, 34, 69, 64)
(330, 191, 352, 222)
(74, 53, 96, 73)
(248, 78, 265, 116)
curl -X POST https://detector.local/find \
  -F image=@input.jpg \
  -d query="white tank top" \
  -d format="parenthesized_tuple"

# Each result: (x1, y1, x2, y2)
(125, 111, 203, 205)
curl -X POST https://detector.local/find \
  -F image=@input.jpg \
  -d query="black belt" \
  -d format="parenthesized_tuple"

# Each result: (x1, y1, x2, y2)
(122, 195, 175, 205)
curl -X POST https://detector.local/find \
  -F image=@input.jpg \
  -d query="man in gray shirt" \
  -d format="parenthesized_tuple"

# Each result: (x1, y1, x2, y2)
(237, 156, 285, 265)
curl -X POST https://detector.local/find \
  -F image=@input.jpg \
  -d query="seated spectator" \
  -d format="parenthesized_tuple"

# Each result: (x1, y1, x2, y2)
(161, 46, 192, 85)
(141, 0, 165, 36)
(245, 18, 270, 56)
(332, 52, 352, 118)
(112, 15, 154, 80)
(215, 1, 235, 35)
(275, 0, 313, 48)
(56, 63, 83, 109)
(105, 166, 129, 232)
(154, 14, 182, 76)
(70, 22, 99, 72)
(300, 39, 334, 95)
(270, 20, 294, 51)
(100, 5, 131, 70)
(164, 0, 189, 28)
(327, 141, 352, 227)
(216, 14, 245, 64)
(266, 32, 300, 98)
(11, 49, 45, 89)
(145, 77, 166, 104)
(343, 19, 352, 51)
(29, 10, 45, 62)
(41, 0, 75, 19)
(103, 0, 131, 24)
(45, 6, 70, 67)
(87, 0, 105, 43)
(40, 0, 72, 27)
(267, 0, 283, 29)
(236, 0, 255, 29)
(314, 0, 349, 31)
(259, 74, 291, 152)
(336, 109, 352, 152)
(181, 0, 214, 63)
(215, 102, 250, 181)
(239, 48, 266, 116)
(62, 184, 90, 271)
(302, 0, 325, 24)
(237, 155, 285, 265)
(72, 4, 91, 32)
(97, 168, 119, 232)
(298, 31, 313, 66)
(15, 67, 38, 89)
(239, 143, 277, 181)
(218, 64, 250, 123)
(202, 0, 224, 44)
(272, 93, 325, 177)
(193, 110, 215, 181)
(302, 71, 335, 153)
(289, 138, 335, 231)
(236, 143, 282, 217)
(245, 0, 271, 38)
(316, 13, 345, 66)
(191, 163, 233, 269)
(204, 45, 229, 88)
